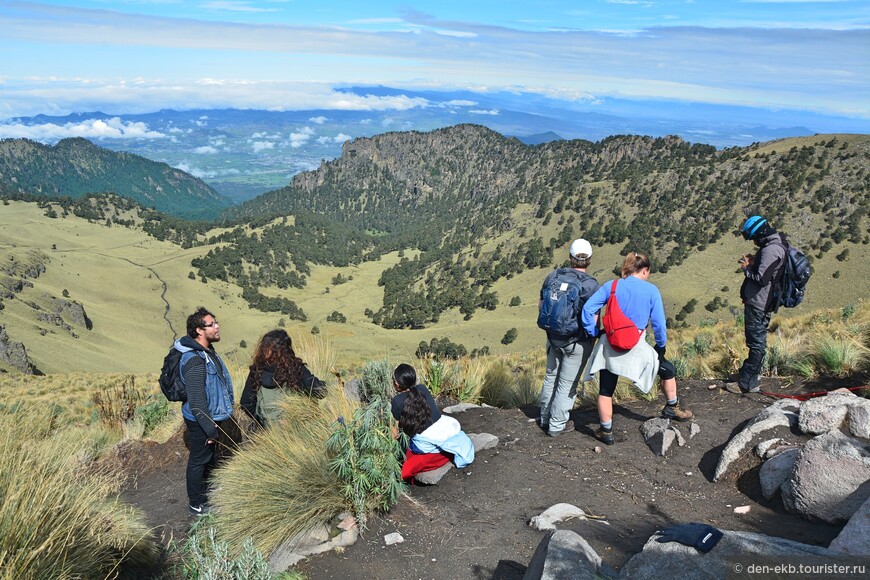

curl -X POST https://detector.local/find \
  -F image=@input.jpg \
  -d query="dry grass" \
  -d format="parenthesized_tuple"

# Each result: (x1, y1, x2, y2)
(210, 388, 359, 557)
(0, 412, 158, 579)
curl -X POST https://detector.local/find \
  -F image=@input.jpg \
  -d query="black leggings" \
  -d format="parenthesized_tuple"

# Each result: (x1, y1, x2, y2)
(598, 359, 677, 397)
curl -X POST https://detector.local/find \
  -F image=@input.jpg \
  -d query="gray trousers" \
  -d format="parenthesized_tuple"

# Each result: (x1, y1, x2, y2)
(539, 337, 595, 433)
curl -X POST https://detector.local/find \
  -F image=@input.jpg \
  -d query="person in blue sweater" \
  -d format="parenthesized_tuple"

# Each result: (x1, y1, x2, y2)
(581, 252, 693, 445)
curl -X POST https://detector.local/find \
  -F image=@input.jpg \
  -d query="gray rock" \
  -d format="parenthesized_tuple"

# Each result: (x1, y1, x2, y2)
(755, 438, 782, 458)
(529, 503, 587, 531)
(829, 494, 870, 555)
(49, 298, 92, 329)
(469, 432, 498, 451)
(37, 312, 71, 331)
(523, 530, 612, 580)
(799, 393, 854, 434)
(268, 521, 359, 573)
(384, 532, 404, 546)
(713, 404, 797, 482)
(781, 430, 870, 523)
(443, 402, 480, 414)
(619, 529, 843, 579)
(759, 447, 799, 499)
(343, 378, 362, 403)
(414, 462, 453, 485)
(640, 418, 685, 456)
(0, 325, 34, 374)
(847, 400, 870, 439)
(690, 422, 701, 439)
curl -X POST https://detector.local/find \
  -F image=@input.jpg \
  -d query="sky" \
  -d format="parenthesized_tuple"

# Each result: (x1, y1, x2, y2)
(0, 0, 868, 121)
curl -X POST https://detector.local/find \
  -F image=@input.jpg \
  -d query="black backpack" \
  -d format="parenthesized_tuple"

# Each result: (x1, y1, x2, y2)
(158, 348, 187, 402)
(537, 269, 595, 339)
(774, 240, 811, 311)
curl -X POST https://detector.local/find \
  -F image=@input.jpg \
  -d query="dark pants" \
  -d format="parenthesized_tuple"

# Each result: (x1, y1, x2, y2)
(185, 419, 217, 507)
(598, 358, 677, 398)
(739, 304, 771, 390)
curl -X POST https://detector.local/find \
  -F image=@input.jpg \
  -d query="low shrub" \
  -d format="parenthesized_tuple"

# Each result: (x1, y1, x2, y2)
(176, 516, 274, 580)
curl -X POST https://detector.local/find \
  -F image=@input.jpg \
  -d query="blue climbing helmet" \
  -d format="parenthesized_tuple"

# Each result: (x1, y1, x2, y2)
(741, 215, 768, 240)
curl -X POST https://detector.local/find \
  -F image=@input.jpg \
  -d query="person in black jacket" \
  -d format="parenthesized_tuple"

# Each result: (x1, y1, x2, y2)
(727, 215, 786, 394)
(240, 329, 326, 428)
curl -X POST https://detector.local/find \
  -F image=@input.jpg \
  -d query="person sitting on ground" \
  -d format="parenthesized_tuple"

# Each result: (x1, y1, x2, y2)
(391, 363, 474, 482)
(240, 329, 326, 429)
(581, 252, 693, 445)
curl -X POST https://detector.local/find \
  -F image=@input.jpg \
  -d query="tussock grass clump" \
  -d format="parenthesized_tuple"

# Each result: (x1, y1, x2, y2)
(479, 357, 544, 408)
(211, 388, 361, 556)
(812, 335, 868, 377)
(0, 413, 158, 579)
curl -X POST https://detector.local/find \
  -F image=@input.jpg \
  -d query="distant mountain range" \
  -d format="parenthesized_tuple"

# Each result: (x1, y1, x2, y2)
(2, 86, 868, 203)
(0, 138, 228, 220)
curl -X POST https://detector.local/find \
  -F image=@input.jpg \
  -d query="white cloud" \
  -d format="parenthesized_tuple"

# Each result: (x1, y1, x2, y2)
(173, 161, 241, 179)
(444, 99, 477, 106)
(0, 117, 165, 141)
(198, 1, 278, 13)
(309, 115, 328, 124)
(251, 141, 274, 152)
(469, 109, 500, 115)
(316, 133, 351, 145)
(288, 127, 315, 148)
(193, 145, 218, 153)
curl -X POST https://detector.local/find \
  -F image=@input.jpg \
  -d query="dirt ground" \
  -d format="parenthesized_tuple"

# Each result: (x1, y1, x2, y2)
(121, 378, 856, 578)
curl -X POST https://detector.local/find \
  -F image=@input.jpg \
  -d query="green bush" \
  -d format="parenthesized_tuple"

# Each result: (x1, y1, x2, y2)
(176, 517, 273, 580)
(326, 397, 405, 527)
(135, 398, 171, 437)
(359, 359, 394, 402)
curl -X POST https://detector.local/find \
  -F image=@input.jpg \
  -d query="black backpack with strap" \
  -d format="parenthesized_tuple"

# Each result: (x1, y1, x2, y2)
(158, 347, 188, 402)
(537, 268, 597, 340)
(773, 238, 811, 311)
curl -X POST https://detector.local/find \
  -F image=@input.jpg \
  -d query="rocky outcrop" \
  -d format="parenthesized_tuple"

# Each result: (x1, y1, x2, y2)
(0, 325, 34, 374)
(780, 430, 870, 523)
(49, 298, 93, 330)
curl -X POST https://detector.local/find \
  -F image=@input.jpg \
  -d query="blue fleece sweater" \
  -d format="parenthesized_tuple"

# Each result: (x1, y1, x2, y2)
(581, 275, 668, 348)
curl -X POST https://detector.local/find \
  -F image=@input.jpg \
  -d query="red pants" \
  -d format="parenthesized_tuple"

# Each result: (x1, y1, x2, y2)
(401, 449, 451, 481)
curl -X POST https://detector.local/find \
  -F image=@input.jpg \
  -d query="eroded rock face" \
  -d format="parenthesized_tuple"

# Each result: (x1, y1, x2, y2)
(49, 298, 93, 330)
(780, 431, 870, 524)
(0, 325, 34, 374)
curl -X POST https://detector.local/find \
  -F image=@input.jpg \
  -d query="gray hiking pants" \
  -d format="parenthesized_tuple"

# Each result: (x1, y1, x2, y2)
(539, 337, 595, 433)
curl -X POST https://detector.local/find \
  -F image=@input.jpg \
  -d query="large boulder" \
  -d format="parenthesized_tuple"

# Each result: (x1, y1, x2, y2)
(847, 400, 870, 439)
(759, 447, 799, 499)
(523, 530, 614, 580)
(828, 494, 870, 556)
(0, 325, 34, 374)
(781, 430, 870, 523)
(799, 391, 856, 435)
(619, 529, 844, 579)
(713, 399, 800, 481)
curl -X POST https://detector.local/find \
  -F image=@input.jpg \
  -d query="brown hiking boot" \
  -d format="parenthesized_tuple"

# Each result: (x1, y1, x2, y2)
(547, 419, 574, 437)
(594, 427, 614, 445)
(662, 403, 693, 422)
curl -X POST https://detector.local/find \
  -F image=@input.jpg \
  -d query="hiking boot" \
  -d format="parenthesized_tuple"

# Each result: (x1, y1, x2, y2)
(547, 420, 574, 437)
(662, 403, 694, 422)
(188, 503, 212, 516)
(724, 382, 760, 395)
(595, 427, 614, 445)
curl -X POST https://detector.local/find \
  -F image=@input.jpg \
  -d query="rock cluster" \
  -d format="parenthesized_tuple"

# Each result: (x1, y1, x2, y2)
(0, 324, 34, 373)
(715, 390, 870, 524)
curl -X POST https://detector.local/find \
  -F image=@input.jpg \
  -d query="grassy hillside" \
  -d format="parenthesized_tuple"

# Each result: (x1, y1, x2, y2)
(1, 191, 867, 374)
(0, 137, 230, 220)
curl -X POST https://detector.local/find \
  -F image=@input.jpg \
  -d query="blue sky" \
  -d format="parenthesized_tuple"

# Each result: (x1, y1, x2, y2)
(0, 0, 868, 120)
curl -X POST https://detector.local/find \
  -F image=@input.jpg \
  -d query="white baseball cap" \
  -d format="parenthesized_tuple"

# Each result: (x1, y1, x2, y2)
(569, 238, 593, 258)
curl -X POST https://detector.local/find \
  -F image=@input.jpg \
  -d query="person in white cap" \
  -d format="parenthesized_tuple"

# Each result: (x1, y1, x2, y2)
(535, 238, 601, 437)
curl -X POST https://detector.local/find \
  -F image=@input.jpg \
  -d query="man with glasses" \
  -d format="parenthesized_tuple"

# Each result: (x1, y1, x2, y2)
(174, 306, 234, 515)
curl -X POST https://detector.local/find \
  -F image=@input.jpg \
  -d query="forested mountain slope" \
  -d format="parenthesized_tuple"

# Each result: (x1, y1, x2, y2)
(0, 138, 230, 220)
(219, 127, 868, 328)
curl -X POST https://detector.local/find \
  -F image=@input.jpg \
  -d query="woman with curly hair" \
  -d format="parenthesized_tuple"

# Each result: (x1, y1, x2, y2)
(240, 329, 326, 428)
